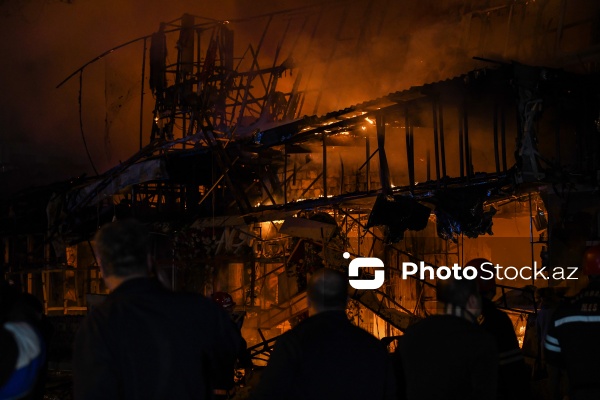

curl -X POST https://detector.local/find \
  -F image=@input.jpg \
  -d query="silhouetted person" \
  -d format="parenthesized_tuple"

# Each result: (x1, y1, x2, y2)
(0, 282, 46, 400)
(544, 244, 600, 400)
(250, 268, 396, 400)
(467, 258, 530, 400)
(73, 219, 241, 400)
(211, 291, 254, 398)
(398, 273, 498, 400)
(535, 286, 561, 378)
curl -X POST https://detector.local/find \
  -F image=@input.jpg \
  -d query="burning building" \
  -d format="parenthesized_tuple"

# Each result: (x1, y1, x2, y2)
(1, 0, 600, 398)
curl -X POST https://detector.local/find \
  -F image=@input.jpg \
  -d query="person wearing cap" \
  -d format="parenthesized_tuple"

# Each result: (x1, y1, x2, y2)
(73, 219, 241, 400)
(249, 268, 396, 400)
(398, 271, 498, 400)
(467, 258, 530, 400)
(544, 244, 600, 400)
(212, 291, 236, 311)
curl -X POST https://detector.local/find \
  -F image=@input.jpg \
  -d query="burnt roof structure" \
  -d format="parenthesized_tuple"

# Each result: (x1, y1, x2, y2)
(2, 2, 600, 369)
(25, 60, 596, 247)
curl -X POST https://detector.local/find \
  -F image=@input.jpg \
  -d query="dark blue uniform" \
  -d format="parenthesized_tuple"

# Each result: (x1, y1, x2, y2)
(480, 298, 530, 399)
(544, 280, 600, 400)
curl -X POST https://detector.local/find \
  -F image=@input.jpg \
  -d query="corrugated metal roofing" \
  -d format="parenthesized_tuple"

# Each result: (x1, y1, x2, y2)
(257, 67, 500, 147)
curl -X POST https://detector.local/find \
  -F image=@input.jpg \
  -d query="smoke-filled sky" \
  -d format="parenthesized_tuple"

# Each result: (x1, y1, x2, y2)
(0, 0, 594, 195)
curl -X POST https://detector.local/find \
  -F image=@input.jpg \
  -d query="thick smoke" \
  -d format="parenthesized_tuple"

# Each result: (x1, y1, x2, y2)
(0, 0, 595, 195)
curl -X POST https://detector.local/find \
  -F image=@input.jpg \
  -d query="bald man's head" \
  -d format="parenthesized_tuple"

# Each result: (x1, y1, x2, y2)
(307, 268, 348, 313)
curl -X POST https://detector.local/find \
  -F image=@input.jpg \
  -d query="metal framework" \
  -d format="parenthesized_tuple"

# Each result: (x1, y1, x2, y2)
(2, 0, 600, 376)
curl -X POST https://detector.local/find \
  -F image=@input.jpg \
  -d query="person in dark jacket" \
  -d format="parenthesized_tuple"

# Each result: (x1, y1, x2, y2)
(544, 244, 600, 400)
(211, 291, 254, 397)
(398, 272, 498, 400)
(73, 219, 241, 400)
(250, 268, 396, 400)
(467, 258, 530, 400)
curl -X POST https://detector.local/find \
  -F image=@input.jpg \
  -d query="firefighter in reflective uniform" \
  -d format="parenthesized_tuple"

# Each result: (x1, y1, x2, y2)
(544, 245, 600, 400)
(211, 292, 253, 399)
(467, 258, 530, 400)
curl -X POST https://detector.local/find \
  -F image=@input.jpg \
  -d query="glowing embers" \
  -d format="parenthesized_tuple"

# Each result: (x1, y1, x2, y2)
(366, 194, 431, 243)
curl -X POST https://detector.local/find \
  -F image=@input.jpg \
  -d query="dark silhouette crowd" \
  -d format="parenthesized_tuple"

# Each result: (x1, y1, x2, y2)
(2, 219, 600, 400)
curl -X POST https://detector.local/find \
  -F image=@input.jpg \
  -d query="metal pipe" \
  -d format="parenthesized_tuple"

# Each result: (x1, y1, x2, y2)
(432, 98, 440, 181)
(259, 178, 277, 206)
(405, 106, 414, 189)
(263, 18, 291, 110)
(323, 132, 327, 198)
(528, 193, 536, 288)
(358, 148, 378, 172)
(426, 149, 431, 182)
(366, 137, 370, 192)
(357, 208, 361, 257)
(409, 125, 415, 189)
(555, 104, 561, 166)
(458, 104, 464, 178)
(250, 260, 256, 307)
(493, 103, 500, 173)
(182, 112, 186, 149)
(463, 100, 471, 179)
(284, 146, 288, 204)
(377, 112, 392, 195)
(439, 99, 447, 179)
(300, 172, 324, 199)
(340, 156, 345, 195)
(139, 38, 147, 150)
(501, 106, 507, 171)
(197, 156, 240, 207)
(293, 162, 297, 186)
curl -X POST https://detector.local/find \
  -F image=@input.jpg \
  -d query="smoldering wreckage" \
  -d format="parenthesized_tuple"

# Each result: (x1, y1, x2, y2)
(1, 2, 600, 398)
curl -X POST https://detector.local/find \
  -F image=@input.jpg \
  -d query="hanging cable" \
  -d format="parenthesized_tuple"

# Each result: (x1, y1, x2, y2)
(79, 71, 99, 175)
